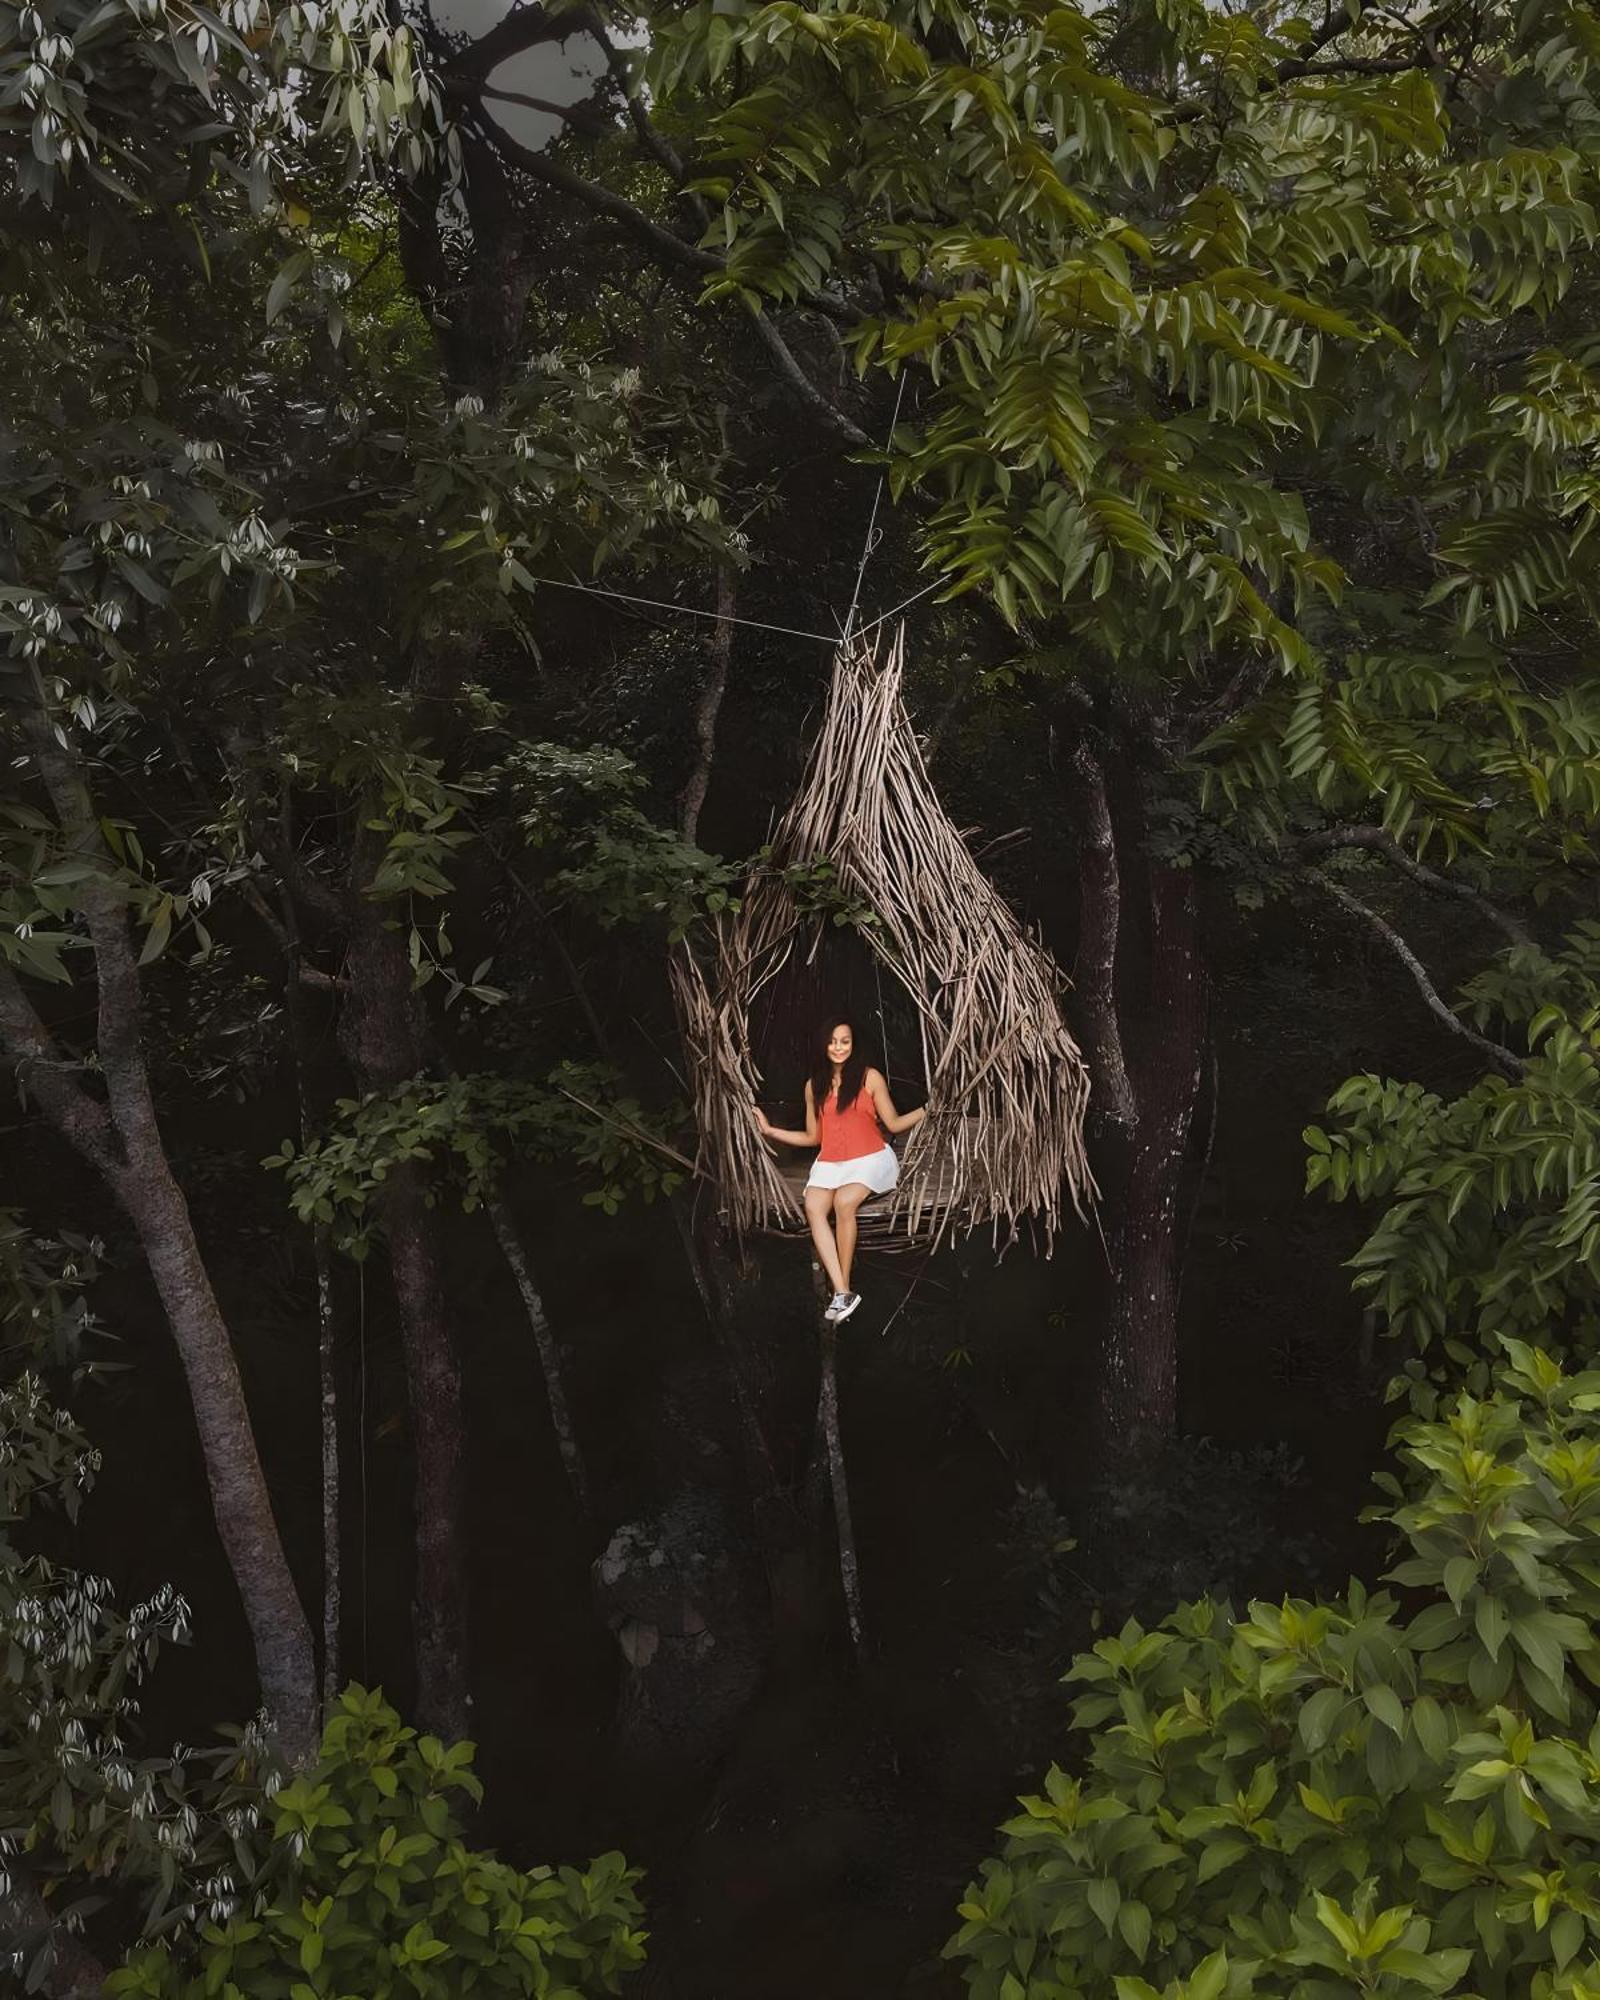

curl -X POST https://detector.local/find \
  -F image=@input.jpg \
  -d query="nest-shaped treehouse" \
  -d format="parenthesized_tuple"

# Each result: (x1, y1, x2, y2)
(672, 628, 1094, 1252)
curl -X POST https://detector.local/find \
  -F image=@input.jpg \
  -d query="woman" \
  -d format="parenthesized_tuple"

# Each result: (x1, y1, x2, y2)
(754, 1019, 926, 1323)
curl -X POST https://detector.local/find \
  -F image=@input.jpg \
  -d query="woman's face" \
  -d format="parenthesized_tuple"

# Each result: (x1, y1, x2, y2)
(827, 1024, 854, 1068)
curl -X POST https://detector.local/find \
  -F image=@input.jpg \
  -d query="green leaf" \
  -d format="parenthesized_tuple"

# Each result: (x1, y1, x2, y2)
(1475, 1594, 1510, 1661)
(1551, 1907, 1584, 1969)
(1410, 1695, 1450, 1763)
(1086, 1875, 1121, 1934)
(1298, 1685, 1349, 1751)
(1117, 1899, 1151, 1961)
(266, 249, 313, 323)
(1364, 1682, 1405, 1735)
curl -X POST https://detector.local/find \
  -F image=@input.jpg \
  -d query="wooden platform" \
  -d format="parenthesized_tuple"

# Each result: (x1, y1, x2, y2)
(772, 1131, 969, 1246)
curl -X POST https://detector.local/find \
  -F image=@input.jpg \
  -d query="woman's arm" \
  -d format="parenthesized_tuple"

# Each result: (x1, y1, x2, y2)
(867, 1068, 926, 1137)
(755, 1080, 820, 1149)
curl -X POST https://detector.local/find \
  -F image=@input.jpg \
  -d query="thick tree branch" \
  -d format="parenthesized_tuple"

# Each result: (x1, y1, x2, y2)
(469, 96, 868, 438)
(256, 830, 350, 923)
(1160, 1, 1417, 124)
(1304, 870, 1525, 1078)
(1297, 824, 1532, 948)
(1064, 740, 1137, 1125)
(479, 83, 611, 136)
(463, 105, 857, 325)
(239, 880, 349, 990)
(744, 303, 873, 446)
(461, 117, 727, 275)
(0, 958, 119, 1174)
(15, 688, 319, 1752)
(1184, 654, 1272, 746)
(18, 697, 162, 1176)
(588, 14, 707, 226)
(445, 1, 592, 81)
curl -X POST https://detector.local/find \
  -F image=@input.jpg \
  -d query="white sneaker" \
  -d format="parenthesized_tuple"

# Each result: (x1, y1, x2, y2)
(824, 1292, 848, 1321)
(833, 1292, 862, 1324)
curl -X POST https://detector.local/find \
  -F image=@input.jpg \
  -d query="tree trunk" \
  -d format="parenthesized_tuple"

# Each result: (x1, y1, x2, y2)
(1065, 740, 1208, 1462)
(0, 972, 318, 1760)
(1097, 872, 1208, 1453)
(5, 702, 318, 1760)
(679, 564, 736, 846)
(338, 907, 469, 1740)
(281, 885, 342, 1721)
(486, 1190, 591, 1519)
(111, 1156, 321, 1751)
(315, 1241, 341, 1716)
(381, 1163, 469, 1738)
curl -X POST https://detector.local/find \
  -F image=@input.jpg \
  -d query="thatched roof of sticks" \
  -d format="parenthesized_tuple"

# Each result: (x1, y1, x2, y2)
(671, 627, 1094, 1251)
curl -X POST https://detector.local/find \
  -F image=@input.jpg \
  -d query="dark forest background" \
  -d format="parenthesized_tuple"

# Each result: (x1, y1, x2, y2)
(6, 0, 1600, 1995)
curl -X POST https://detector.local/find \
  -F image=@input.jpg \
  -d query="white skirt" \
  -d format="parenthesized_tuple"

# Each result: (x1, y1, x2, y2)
(805, 1145, 900, 1195)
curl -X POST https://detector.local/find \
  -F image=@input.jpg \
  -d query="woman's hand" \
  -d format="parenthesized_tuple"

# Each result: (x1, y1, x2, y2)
(753, 1106, 775, 1140)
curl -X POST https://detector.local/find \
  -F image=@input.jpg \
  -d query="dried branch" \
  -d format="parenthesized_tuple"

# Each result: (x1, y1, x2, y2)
(1305, 870, 1524, 1078)
(815, 1310, 865, 1662)
(1297, 824, 1531, 948)
(276, 877, 342, 1717)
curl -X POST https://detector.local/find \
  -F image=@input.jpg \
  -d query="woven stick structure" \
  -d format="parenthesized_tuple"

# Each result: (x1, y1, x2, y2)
(671, 627, 1094, 1251)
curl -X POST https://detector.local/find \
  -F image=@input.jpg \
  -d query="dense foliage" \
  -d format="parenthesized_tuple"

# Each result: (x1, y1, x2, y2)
(1309, 925, 1600, 1384)
(947, 1338, 1600, 1998)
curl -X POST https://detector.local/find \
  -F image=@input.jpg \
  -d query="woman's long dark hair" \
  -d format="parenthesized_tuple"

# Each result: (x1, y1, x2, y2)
(810, 1018, 870, 1115)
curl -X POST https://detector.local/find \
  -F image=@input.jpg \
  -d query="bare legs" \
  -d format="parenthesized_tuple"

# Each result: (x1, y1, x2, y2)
(803, 1184, 870, 1300)
(833, 1186, 867, 1293)
(804, 1187, 847, 1293)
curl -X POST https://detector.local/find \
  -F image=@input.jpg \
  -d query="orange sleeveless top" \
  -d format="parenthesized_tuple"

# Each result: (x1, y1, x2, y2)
(817, 1082, 885, 1162)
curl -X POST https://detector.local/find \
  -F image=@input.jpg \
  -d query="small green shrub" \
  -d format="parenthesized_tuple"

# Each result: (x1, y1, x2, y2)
(110, 1686, 647, 2000)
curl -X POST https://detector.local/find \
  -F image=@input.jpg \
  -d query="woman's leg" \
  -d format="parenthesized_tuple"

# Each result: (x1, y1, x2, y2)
(804, 1187, 847, 1294)
(833, 1184, 869, 1293)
